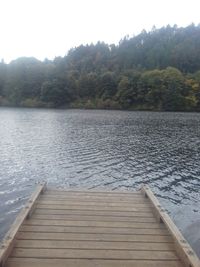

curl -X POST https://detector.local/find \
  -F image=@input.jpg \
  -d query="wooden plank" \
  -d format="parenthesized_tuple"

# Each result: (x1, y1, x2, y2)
(32, 214, 157, 223)
(33, 208, 154, 217)
(45, 189, 142, 196)
(23, 219, 163, 229)
(0, 183, 46, 267)
(15, 239, 175, 251)
(44, 194, 144, 200)
(39, 195, 147, 203)
(17, 232, 173, 242)
(40, 195, 146, 202)
(11, 248, 179, 260)
(6, 258, 183, 267)
(36, 204, 152, 212)
(19, 225, 168, 235)
(44, 193, 144, 200)
(37, 199, 152, 207)
(142, 185, 200, 267)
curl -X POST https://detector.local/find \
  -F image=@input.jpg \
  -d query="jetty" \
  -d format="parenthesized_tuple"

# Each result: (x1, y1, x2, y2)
(0, 184, 199, 267)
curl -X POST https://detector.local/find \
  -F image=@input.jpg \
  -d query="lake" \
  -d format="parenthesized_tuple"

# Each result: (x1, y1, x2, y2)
(0, 108, 200, 256)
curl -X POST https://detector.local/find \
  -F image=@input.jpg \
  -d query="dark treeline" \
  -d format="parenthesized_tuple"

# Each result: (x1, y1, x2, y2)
(1, 24, 200, 111)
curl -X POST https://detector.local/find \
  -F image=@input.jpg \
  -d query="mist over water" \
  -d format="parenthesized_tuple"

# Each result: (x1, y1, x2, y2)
(0, 108, 200, 255)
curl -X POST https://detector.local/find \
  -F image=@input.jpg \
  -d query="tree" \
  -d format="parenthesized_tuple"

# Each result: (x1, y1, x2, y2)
(0, 60, 6, 96)
(0, 25, 200, 111)
(40, 79, 71, 106)
(98, 72, 117, 99)
(116, 71, 140, 108)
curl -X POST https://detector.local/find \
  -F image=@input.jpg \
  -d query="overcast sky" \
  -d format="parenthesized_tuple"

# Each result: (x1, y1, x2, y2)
(0, 0, 199, 63)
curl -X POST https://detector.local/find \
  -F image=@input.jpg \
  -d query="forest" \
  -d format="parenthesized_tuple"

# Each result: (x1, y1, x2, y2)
(0, 24, 200, 111)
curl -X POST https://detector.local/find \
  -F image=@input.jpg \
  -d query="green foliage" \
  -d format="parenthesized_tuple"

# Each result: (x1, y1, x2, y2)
(0, 25, 200, 111)
(40, 79, 71, 107)
(71, 98, 120, 110)
(98, 72, 117, 99)
(115, 71, 140, 108)
(20, 98, 46, 108)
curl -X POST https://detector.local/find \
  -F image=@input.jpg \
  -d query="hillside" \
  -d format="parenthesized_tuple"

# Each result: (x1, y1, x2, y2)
(0, 24, 200, 111)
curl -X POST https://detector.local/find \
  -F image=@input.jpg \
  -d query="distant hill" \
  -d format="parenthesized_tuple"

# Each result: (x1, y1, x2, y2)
(0, 24, 200, 111)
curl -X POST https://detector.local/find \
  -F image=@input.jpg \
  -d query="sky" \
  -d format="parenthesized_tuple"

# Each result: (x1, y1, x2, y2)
(0, 0, 199, 63)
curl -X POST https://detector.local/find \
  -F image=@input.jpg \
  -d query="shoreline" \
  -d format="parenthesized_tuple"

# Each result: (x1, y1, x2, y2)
(0, 104, 199, 113)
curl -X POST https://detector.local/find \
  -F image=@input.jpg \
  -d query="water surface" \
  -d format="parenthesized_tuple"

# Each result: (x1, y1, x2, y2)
(0, 108, 200, 256)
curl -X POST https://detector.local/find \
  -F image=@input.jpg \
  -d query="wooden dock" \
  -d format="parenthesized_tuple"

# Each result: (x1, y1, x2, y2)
(0, 184, 199, 267)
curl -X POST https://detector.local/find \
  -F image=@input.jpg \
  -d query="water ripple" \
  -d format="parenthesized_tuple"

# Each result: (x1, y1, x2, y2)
(0, 108, 200, 255)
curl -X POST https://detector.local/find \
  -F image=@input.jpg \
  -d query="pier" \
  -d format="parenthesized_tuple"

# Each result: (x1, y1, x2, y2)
(0, 184, 199, 267)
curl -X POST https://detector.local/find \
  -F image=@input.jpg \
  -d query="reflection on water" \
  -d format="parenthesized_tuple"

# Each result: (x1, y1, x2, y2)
(0, 108, 200, 255)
